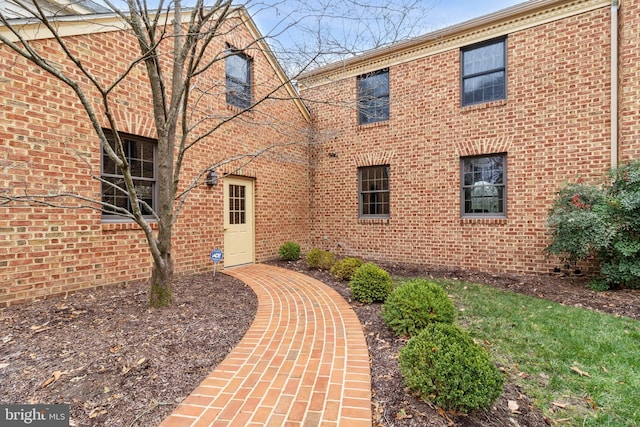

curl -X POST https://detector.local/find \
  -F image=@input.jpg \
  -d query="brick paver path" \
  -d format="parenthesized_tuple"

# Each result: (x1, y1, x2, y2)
(160, 264, 372, 426)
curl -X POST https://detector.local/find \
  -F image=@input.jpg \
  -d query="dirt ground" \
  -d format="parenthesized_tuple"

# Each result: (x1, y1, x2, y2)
(2, 261, 639, 426)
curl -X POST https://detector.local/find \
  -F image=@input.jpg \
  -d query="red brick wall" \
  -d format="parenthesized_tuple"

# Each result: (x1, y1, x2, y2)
(620, 0, 640, 161)
(303, 6, 616, 275)
(0, 17, 310, 306)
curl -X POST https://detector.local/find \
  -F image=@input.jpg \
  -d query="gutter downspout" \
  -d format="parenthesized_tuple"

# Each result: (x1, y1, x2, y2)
(611, 0, 619, 169)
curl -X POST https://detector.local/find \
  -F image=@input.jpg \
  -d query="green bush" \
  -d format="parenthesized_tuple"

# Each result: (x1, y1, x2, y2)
(382, 279, 455, 336)
(330, 257, 364, 281)
(349, 263, 393, 303)
(305, 248, 336, 270)
(545, 182, 612, 262)
(399, 323, 504, 413)
(278, 241, 301, 261)
(546, 161, 640, 289)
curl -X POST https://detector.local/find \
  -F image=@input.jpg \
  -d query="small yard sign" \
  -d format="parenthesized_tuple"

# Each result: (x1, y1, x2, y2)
(210, 248, 223, 276)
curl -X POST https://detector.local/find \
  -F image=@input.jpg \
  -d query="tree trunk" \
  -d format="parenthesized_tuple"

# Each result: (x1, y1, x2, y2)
(149, 253, 173, 307)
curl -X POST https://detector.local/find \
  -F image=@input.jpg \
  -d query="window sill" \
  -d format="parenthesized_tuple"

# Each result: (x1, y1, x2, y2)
(460, 216, 507, 225)
(101, 221, 158, 231)
(358, 217, 390, 225)
(461, 99, 507, 112)
(226, 103, 252, 113)
(357, 120, 389, 131)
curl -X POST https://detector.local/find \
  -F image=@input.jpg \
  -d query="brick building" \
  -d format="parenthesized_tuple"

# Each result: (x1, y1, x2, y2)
(299, 0, 639, 275)
(1, 0, 639, 305)
(0, 7, 311, 305)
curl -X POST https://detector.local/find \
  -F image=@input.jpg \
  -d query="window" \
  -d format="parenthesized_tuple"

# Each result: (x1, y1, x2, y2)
(357, 68, 389, 125)
(101, 130, 156, 219)
(461, 38, 506, 106)
(359, 165, 390, 218)
(461, 154, 506, 217)
(228, 184, 246, 225)
(225, 47, 252, 109)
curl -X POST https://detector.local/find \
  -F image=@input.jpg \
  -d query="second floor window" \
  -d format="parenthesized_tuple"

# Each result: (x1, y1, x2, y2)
(461, 38, 506, 106)
(357, 68, 389, 125)
(226, 47, 252, 109)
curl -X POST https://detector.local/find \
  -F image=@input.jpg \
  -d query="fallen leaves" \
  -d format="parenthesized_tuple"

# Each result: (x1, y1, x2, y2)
(41, 370, 67, 388)
(88, 406, 107, 419)
(121, 356, 149, 376)
(30, 323, 52, 334)
(585, 397, 598, 410)
(570, 366, 591, 377)
(396, 408, 413, 420)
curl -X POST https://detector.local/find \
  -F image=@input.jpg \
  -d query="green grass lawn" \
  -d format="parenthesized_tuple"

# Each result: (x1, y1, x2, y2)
(405, 278, 640, 426)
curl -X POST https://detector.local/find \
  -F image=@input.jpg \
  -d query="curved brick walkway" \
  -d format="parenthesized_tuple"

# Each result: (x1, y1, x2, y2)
(160, 264, 372, 427)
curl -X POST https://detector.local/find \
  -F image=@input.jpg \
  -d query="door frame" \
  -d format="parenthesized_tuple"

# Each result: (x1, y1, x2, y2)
(223, 175, 255, 267)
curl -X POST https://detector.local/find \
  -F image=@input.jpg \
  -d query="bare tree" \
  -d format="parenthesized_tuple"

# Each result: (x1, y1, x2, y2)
(0, 0, 428, 306)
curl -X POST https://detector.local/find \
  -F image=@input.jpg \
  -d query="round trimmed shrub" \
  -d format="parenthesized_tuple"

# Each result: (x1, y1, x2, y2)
(349, 263, 393, 303)
(399, 323, 504, 413)
(330, 257, 364, 281)
(306, 248, 336, 270)
(382, 279, 455, 337)
(278, 241, 301, 261)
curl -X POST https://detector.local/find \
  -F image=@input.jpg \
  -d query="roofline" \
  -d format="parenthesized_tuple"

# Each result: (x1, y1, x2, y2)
(0, 9, 131, 41)
(0, 5, 310, 122)
(298, 0, 610, 89)
(239, 9, 311, 122)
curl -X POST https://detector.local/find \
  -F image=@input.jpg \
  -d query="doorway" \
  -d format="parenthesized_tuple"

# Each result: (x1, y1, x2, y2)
(223, 176, 255, 267)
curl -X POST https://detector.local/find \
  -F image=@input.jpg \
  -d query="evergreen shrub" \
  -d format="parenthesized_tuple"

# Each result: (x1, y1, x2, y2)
(399, 323, 504, 413)
(382, 279, 455, 336)
(278, 241, 301, 261)
(349, 263, 393, 303)
(546, 160, 640, 289)
(330, 257, 364, 281)
(305, 248, 336, 270)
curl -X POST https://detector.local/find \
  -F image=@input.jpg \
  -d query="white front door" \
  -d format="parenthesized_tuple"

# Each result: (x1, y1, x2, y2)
(223, 176, 255, 267)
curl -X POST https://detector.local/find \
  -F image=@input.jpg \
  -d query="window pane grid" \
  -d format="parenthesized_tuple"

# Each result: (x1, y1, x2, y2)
(101, 131, 156, 218)
(226, 49, 252, 109)
(462, 38, 506, 106)
(359, 166, 390, 218)
(229, 184, 246, 225)
(101, 178, 154, 216)
(461, 155, 506, 216)
(358, 69, 389, 125)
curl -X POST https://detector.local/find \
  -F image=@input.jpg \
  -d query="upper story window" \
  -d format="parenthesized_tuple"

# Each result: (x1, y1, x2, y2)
(101, 130, 156, 220)
(357, 68, 389, 125)
(226, 46, 252, 109)
(359, 165, 390, 218)
(461, 154, 506, 217)
(461, 37, 506, 106)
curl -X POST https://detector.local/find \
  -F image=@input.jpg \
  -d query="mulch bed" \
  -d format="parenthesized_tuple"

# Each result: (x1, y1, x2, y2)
(0, 273, 257, 427)
(2, 261, 639, 426)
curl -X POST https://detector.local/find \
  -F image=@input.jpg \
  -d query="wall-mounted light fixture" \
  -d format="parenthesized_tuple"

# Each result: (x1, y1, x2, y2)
(206, 170, 219, 187)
